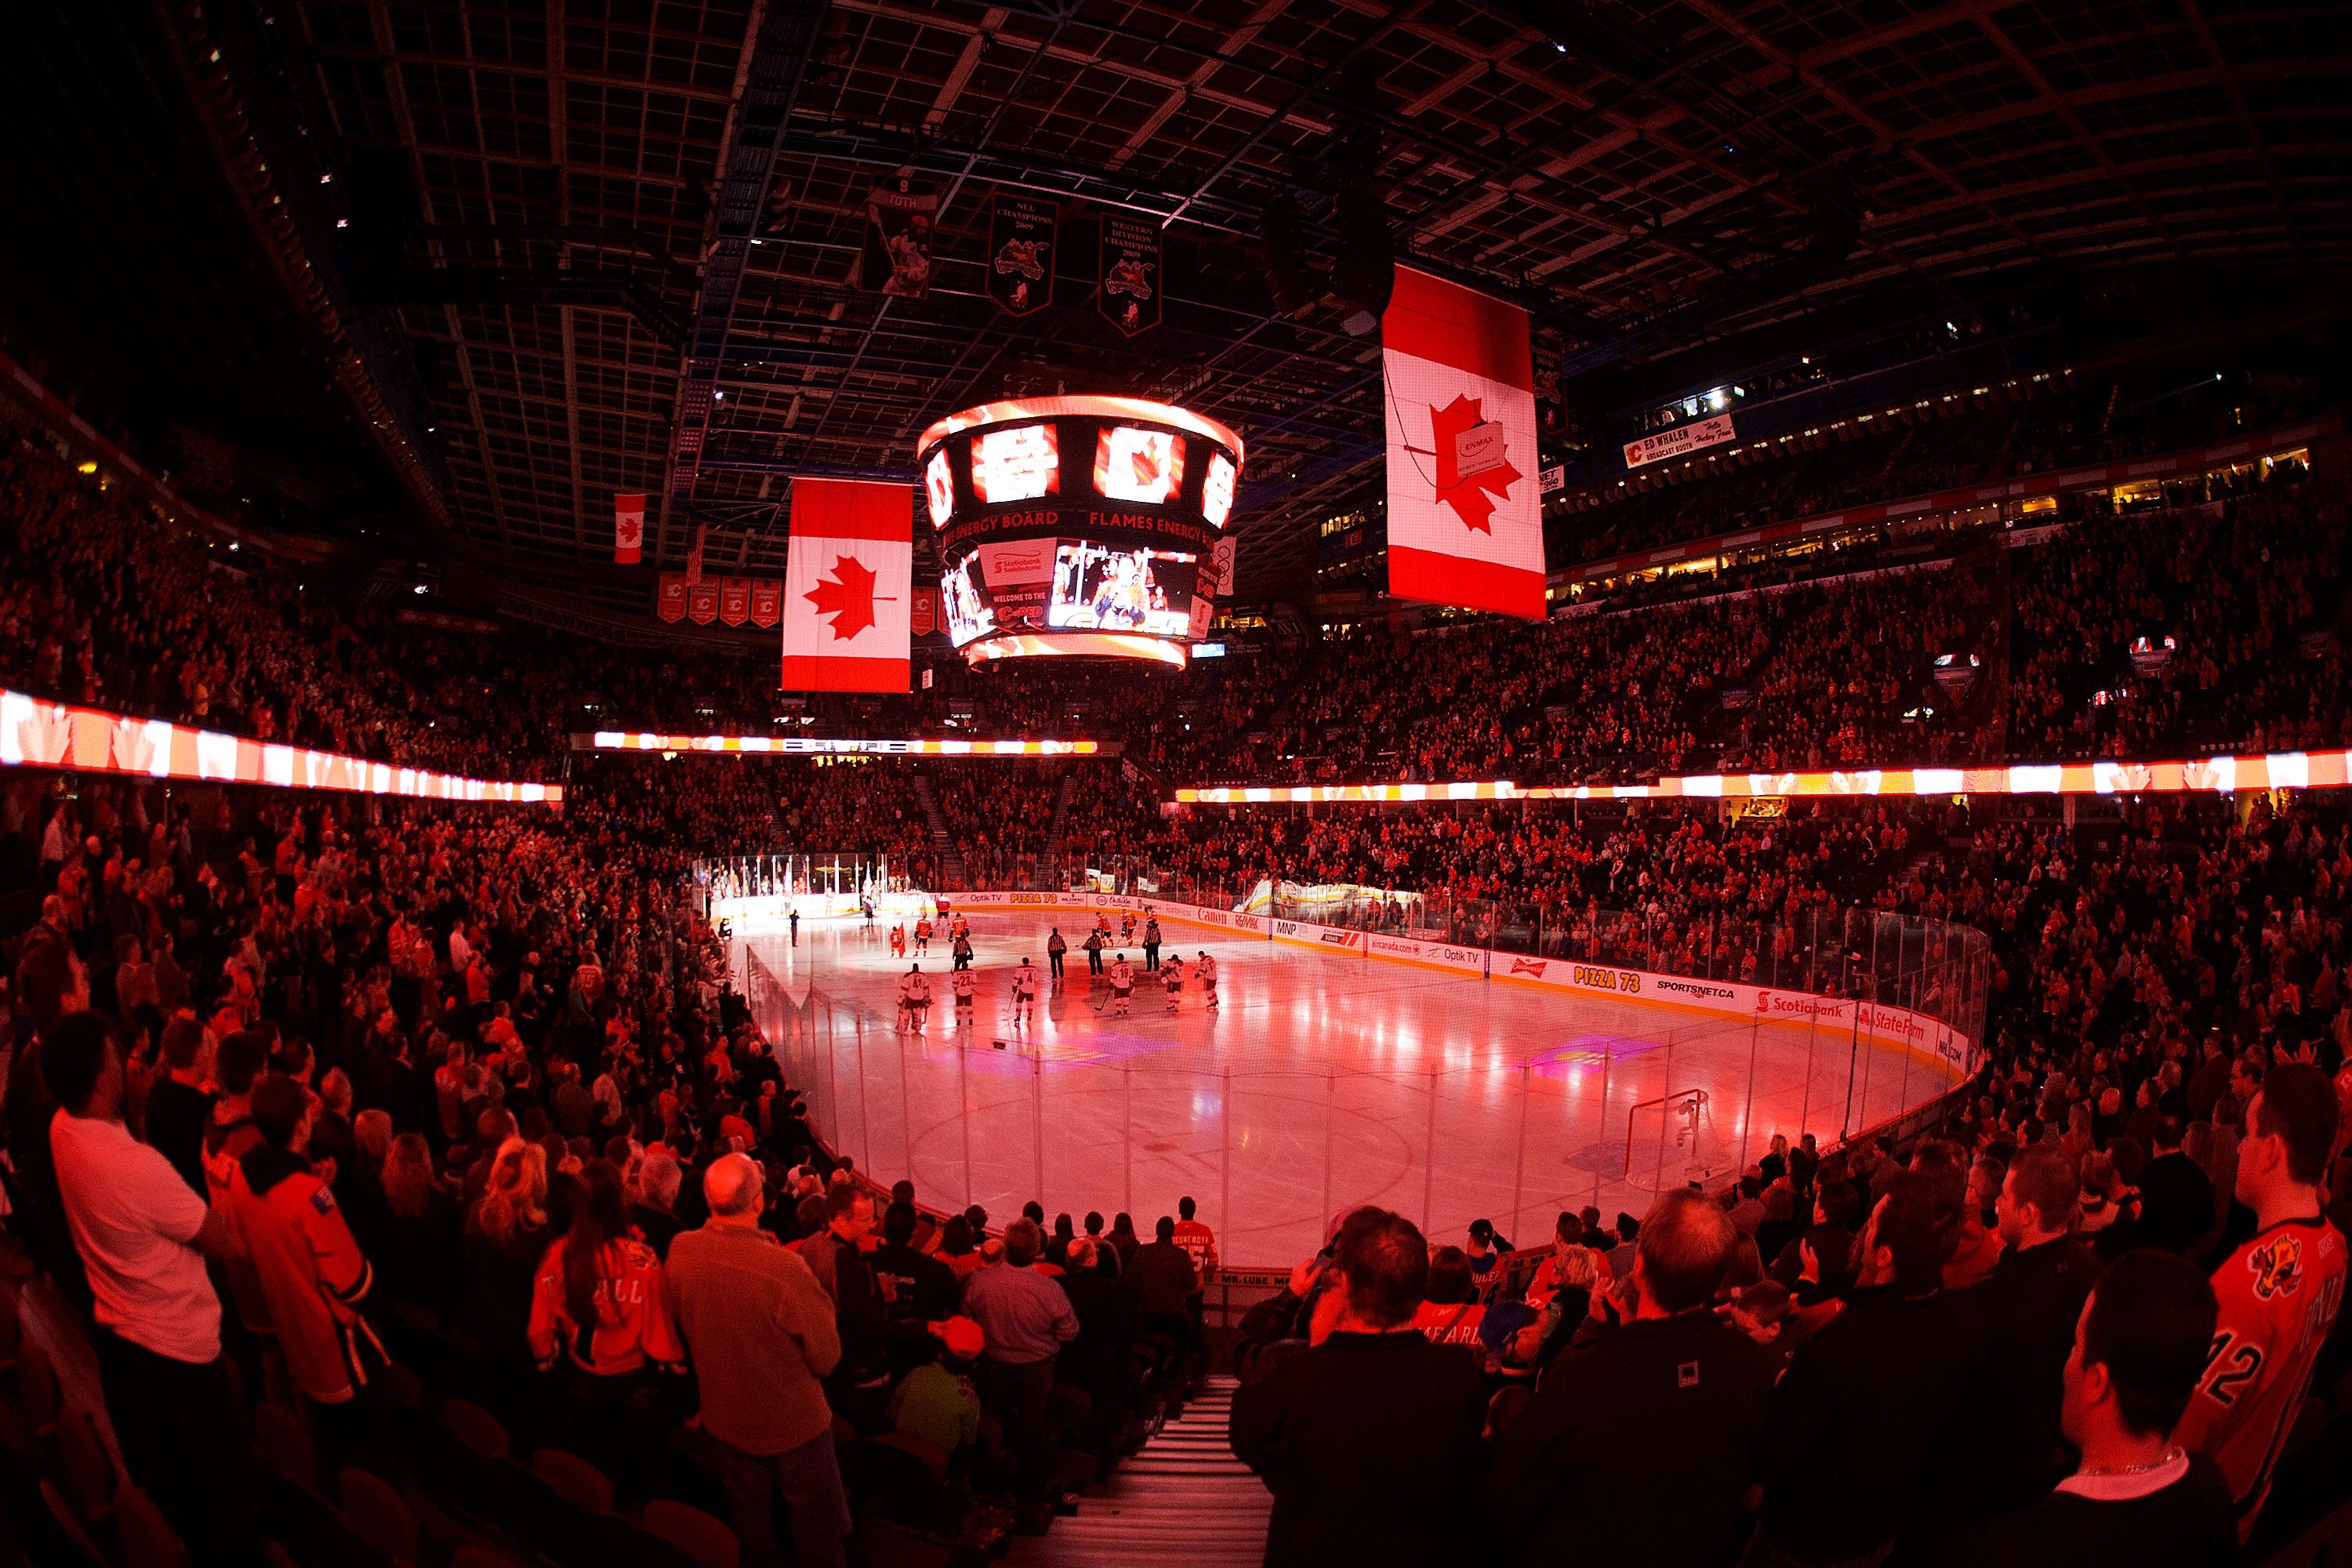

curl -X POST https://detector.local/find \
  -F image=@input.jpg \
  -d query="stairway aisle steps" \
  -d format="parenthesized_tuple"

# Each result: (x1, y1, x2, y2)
(1005, 1377, 1268, 1568)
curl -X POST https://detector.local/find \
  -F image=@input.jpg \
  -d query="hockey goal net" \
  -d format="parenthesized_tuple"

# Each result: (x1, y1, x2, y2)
(1622, 1088, 1724, 1185)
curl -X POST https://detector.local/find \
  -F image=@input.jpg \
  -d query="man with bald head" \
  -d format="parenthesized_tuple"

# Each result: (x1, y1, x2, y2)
(666, 1153, 852, 1568)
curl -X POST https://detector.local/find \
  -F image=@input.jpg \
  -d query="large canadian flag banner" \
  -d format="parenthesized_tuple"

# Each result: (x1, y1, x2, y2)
(1382, 267, 1546, 619)
(781, 477, 913, 692)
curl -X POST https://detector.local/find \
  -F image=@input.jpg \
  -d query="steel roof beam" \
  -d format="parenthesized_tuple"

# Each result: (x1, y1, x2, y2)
(666, 0, 833, 515)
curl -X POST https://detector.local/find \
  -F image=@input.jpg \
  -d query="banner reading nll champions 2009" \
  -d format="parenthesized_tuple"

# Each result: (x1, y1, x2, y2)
(1382, 267, 1546, 619)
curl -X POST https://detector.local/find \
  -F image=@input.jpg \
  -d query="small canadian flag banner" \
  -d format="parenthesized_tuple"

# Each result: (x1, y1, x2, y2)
(1382, 266, 1546, 619)
(781, 478, 913, 692)
(615, 492, 645, 564)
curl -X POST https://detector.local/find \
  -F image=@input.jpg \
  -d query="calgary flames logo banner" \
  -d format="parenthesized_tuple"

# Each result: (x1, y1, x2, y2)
(1381, 266, 1546, 619)
(782, 478, 913, 693)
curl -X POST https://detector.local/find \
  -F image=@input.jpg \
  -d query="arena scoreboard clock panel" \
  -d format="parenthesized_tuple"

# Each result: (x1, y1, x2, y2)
(914, 397, 1243, 666)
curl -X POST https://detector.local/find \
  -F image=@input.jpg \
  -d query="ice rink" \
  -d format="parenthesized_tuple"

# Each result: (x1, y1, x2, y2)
(732, 908, 1962, 1268)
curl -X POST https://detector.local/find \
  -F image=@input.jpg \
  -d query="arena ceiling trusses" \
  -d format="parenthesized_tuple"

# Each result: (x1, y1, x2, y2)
(218, 0, 2352, 591)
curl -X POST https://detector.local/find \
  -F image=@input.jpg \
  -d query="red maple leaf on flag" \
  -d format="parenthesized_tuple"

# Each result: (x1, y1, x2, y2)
(805, 554, 885, 641)
(1428, 394, 1520, 535)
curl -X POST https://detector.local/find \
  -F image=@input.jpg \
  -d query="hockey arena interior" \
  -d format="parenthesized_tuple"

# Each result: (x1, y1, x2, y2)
(1, 1, 2350, 1565)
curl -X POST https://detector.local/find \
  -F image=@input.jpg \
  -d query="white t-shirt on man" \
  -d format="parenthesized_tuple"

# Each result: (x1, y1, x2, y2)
(50, 1110, 222, 1363)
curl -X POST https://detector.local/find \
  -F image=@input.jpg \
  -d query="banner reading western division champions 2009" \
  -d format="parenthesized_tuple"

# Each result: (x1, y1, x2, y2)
(1097, 213, 1162, 336)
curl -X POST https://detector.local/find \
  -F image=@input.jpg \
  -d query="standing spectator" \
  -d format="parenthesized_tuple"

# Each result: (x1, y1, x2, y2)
(627, 1142, 686, 1259)
(1749, 1169, 1985, 1566)
(140, 1013, 212, 1197)
(798, 1185, 889, 1394)
(870, 1201, 960, 1371)
(229, 1077, 382, 1461)
(1054, 1236, 1134, 1448)
(960, 1218, 1079, 1518)
(1124, 1214, 1200, 1345)
(2136, 1119, 2217, 1256)
(665, 1153, 850, 1568)
(42, 1011, 259, 1565)
(2174, 1063, 2347, 1536)
(1173, 1194, 1218, 1341)
(1493, 1190, 1777, 1566)
(1931, 1251, 2236, 1567)
(1230, 1208, 1487, 1568)
(1965, 1144, 2104, 1523)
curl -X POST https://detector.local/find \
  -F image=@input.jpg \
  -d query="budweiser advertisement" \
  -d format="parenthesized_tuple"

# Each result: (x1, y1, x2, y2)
(614, 492, 644, 564)
(1381, 267, 1545, 619)
(782, 477, 913, 692)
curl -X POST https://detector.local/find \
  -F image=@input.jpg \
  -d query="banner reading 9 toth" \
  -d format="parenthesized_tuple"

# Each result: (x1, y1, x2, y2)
(915, 396, 1243, 667)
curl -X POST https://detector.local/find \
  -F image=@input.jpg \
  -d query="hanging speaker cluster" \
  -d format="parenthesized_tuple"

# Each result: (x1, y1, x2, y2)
(1257, 184, 1393, 335)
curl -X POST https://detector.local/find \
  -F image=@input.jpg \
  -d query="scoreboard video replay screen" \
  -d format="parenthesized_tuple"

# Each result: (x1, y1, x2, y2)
(915, 397, 1242, 666)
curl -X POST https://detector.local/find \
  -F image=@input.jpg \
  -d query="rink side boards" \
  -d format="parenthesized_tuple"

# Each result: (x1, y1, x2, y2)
(939, 891, 1976, 1087)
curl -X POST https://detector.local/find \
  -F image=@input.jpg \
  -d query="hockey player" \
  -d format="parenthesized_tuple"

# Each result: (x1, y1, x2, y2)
(914, 915, 934, 955)
(889, 923, 906, 959)
(1162, 956, 1183, 1011)
(1011, 956, 1040, 1024)
(1119, 911, 1136, 944)
(1195, 950, 1218, 1009)
(1108, 953, 1135, 1016)
(898, 964, 933, 1031)
(949, 964, 978, 1025)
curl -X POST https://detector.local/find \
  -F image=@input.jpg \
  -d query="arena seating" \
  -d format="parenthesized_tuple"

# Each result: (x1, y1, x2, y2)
(8, 406, 2352, 1568)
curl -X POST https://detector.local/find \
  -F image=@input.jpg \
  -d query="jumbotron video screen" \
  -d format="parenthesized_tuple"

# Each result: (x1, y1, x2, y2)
(915, 396, 1243, 666)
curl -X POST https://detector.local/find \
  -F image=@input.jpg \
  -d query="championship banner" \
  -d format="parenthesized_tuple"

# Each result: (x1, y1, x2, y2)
(1098, 213, 1162, 336)
(719, 577, 750, 626)
(656, 573, 688, 622)
(687, 582, 720, 625)
(615, 492, 645, 564)
(862, 176, 936, 298)
(986, 196, 1057, 316)
(782, 478, 913, 692)
(750, 579, 782, 628)
(684, 524, 706, 586)
(910, 587, 937, 638)
(1382, 266, 1545, 619)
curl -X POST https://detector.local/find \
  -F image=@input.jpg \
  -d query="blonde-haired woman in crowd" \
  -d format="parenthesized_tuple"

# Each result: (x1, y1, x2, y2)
(465, 1137, 552, 1371)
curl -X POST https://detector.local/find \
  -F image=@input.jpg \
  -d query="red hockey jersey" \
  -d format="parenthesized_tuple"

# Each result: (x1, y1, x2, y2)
(529, 1234, 686, 1377)
(2176, 1216, 2348, 1534)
